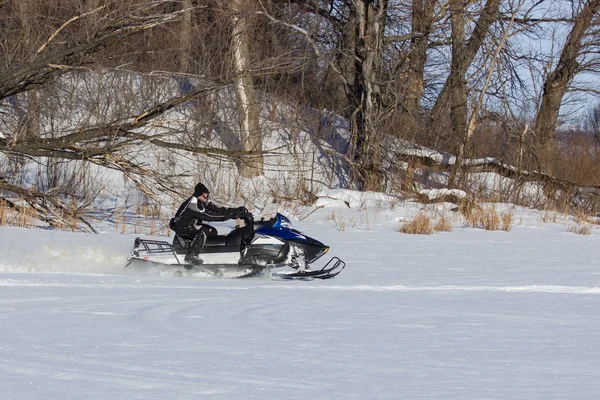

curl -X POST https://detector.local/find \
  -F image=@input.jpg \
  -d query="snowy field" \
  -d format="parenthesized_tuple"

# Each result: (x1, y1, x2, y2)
(1, 204, 600, 399)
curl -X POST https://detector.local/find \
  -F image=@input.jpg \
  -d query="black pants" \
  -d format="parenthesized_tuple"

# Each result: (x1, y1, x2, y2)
(175, 224, 217, 256)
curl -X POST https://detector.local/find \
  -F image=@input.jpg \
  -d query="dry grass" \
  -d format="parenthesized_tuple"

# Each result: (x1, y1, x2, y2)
(330, 208, 346, 231)
(574, 209, 592, 225)
(398, 213, 434, 235)
(348, 207, 377, 230)
(120, 212, 127, 234)
(0, 199, 7, 226)
(19, 204, 32, 228)
(111, 197, 171, 236)
(542, 210, 559, 224)
(547, 134, 600, 187)
(0, 200, 36, 229)
(567, 209, 594, 235)
(567, 223, 592, 235)
(501, 212, 513, 232)
(464, 204, 512, 231)
(480, 206, 500, 230)
(434, 213, 453, 232)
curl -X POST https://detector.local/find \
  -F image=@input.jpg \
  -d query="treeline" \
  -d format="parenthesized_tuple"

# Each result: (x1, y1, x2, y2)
(2, 0, 600, 228)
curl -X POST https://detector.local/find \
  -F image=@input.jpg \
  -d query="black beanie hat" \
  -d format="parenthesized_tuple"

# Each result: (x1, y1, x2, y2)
(193, 183, 209, 197)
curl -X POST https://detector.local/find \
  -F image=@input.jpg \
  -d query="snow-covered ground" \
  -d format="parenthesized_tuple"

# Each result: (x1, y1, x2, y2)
(1, 201, 600, 399)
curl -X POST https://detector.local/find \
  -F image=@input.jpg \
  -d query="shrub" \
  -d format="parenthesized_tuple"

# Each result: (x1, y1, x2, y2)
(398, 213, 433, 235)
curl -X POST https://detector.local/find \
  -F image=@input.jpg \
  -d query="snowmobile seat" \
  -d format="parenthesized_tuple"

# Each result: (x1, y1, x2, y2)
(204, 227, 245, 247)
(205, 235, 227, 247)
(172, 226, 248, 254)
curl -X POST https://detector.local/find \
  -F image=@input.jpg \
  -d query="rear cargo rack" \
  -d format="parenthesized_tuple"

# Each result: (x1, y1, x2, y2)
(127, 238, 182, 266)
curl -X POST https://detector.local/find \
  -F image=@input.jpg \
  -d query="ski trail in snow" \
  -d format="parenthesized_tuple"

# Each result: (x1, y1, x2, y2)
(0, 277, 599, 294)
(317, 284, 600, 294)
(261, 283, 600, 294)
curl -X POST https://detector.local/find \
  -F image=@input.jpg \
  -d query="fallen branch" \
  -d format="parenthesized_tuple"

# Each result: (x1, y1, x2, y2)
(395, 150, 600, 212)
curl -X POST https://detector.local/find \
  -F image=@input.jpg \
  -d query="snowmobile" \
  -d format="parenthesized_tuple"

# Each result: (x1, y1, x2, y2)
(126, 213, 345, 280)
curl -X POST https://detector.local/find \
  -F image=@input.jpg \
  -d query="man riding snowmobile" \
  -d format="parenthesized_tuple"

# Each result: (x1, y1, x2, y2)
(170, 183, 247, 265)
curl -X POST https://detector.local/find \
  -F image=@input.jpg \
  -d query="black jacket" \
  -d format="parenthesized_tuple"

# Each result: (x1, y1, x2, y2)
(172, 196, 234, 229)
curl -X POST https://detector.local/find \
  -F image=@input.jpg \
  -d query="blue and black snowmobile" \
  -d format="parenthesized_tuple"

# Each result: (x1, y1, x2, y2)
(126, 213, 345, 280)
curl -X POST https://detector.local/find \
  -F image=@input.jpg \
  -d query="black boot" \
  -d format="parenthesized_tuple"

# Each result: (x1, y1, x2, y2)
(185, 232, 206, 265)
(184, 254, 203, 265)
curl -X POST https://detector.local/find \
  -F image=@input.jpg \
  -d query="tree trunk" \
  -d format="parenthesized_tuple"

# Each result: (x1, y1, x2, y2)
(430, 0, 502, 124)
(230, 0, 263, 177)
(14, 0, 32, 47)
(16, 0, 40, 140)
(324, 9, 357, 117)
(179, 0, 193, 73)
(23, 89, 40, 139)
(534, 0, 600, 158)
(460, 0, 523, 179)
(448, 0, 467, 188)
(349, 0, 388, 191)
(403, 0, 436, 121)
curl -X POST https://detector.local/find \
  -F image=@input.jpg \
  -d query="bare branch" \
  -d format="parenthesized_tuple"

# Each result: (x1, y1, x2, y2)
(37, 5, 109, 54)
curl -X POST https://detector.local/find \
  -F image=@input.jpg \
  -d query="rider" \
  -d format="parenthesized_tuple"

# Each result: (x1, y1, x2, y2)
(170, 182, 247, 264)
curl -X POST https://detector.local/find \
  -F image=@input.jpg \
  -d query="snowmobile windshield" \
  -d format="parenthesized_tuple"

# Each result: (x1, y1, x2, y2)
(273, 213, 292, 229)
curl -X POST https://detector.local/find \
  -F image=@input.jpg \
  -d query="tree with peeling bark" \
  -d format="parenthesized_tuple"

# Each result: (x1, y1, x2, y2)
(230, 0, 264, 178)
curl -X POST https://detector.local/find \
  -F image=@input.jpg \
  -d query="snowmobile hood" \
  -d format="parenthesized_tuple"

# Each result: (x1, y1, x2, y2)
(255, 213, 326, 248)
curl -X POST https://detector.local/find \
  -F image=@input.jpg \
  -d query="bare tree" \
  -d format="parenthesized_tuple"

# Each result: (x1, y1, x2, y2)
(534, 0, 600, 157)
(256, 0, 389, 189)
(430, 0, 503, 125)
(349, 0, 388, 190)
(452, 0, 525, 185)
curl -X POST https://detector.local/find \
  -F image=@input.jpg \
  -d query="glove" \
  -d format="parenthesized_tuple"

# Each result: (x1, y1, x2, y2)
(236, 206, 248, 218)
(224, 208, 236, 219)
(225, 207, 245, 219)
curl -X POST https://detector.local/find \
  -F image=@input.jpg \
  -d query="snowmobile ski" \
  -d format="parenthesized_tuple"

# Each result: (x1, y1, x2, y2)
(273, 257, 345, 280)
